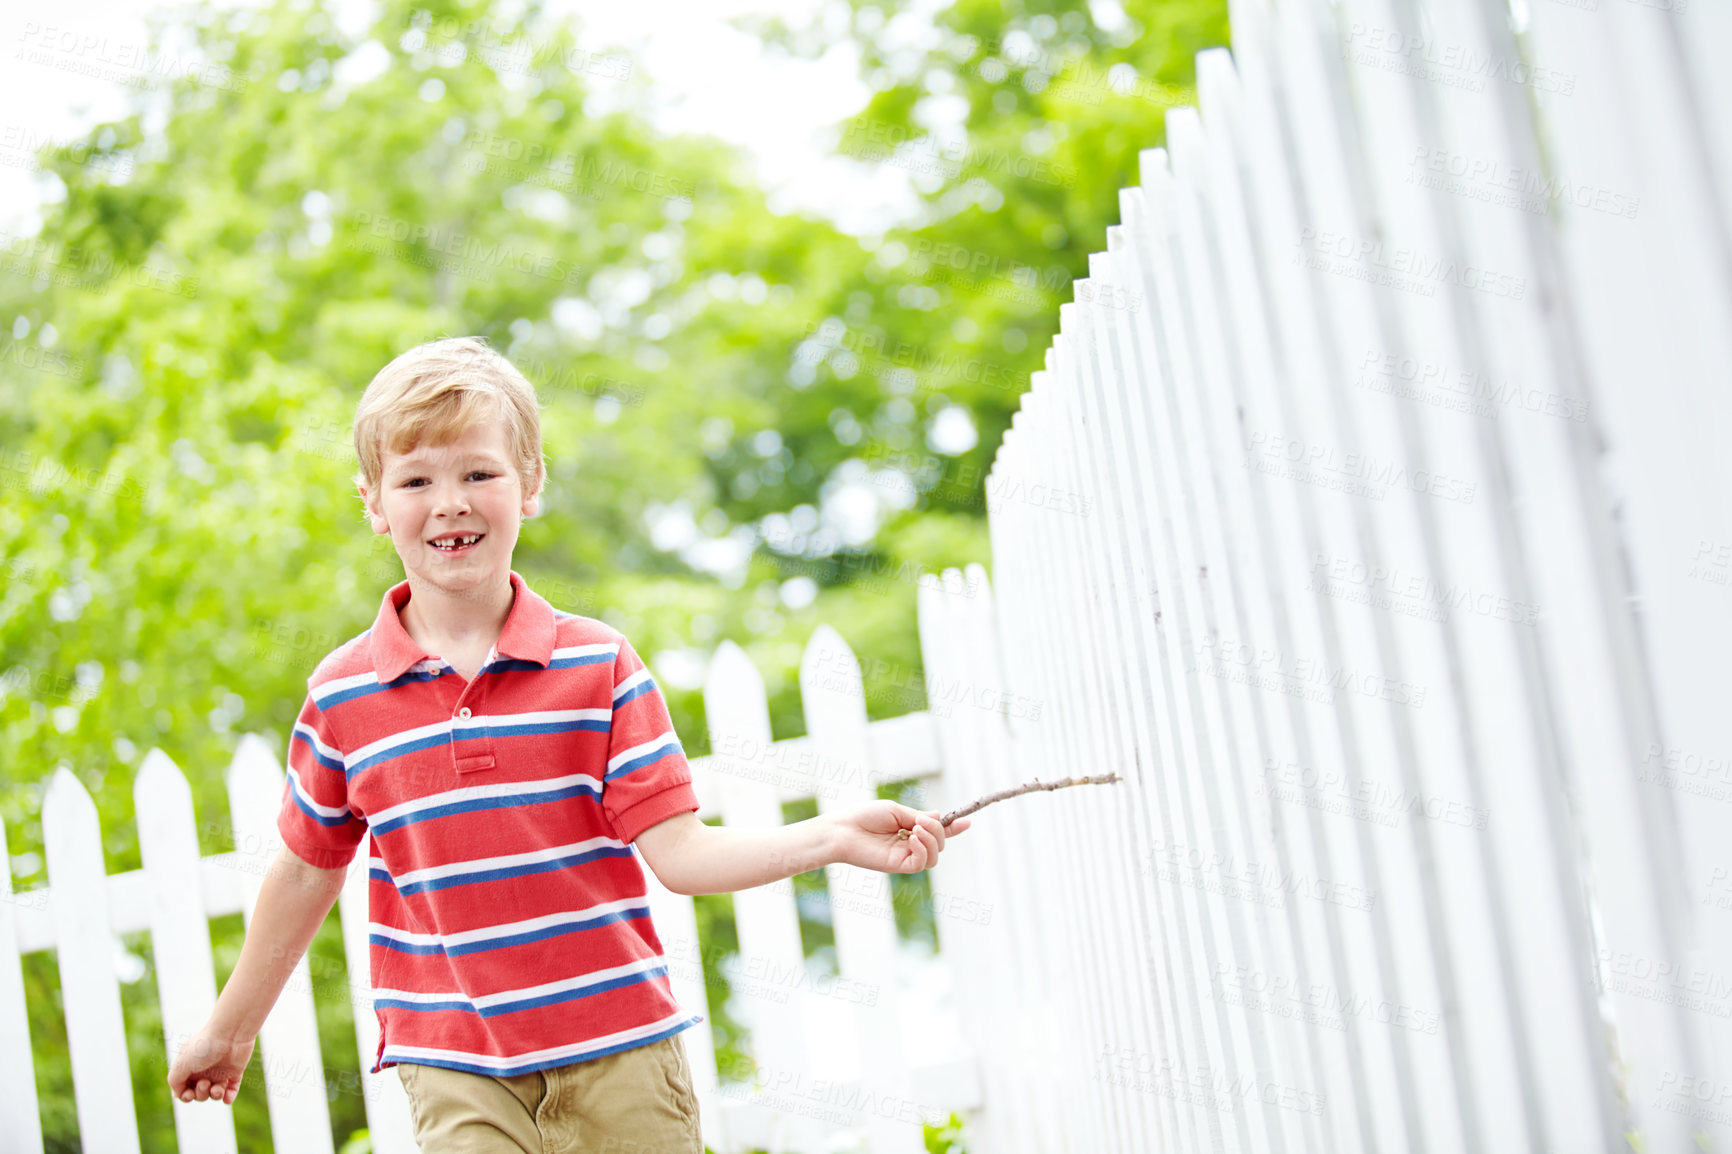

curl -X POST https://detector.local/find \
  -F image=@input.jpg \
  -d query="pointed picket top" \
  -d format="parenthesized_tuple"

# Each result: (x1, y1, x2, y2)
(704, 639, 768, 719)
(229, 731, 285, 795)
(226, 732, 287, 877)
(950, 564, 1013, 750)
(955, 560, 987, 603)
(799, 623, 868, 736)
(134, 746, 175, 787)
(43, 766, 142, 1154)
(915, 572, 946, 667)
(964, 563, 993, 605)
(703, 637, 779, 811)
(940, 567, 972, 616)
(915, 573, 966, 782)
(43, 765, 94, 824)
(703, 639, 776, 794)
(1164, 105, 1207, 184)
(935, 568, 982, 739)
(1087, 250, 1111, 286)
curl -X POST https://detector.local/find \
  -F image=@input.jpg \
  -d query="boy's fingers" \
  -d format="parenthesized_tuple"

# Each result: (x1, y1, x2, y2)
(912, 825, 937, 870)
(924, 812, 947, 848)
(914, 813, 937, 848)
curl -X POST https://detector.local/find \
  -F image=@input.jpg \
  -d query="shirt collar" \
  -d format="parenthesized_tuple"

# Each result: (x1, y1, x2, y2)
(369, 569, 556, 684)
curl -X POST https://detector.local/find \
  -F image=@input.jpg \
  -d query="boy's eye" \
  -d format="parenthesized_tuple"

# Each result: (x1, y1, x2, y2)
(402, 472, 497, 487)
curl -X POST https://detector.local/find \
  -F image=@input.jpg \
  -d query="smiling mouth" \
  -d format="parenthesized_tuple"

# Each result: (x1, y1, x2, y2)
(430, 534, 485, 553)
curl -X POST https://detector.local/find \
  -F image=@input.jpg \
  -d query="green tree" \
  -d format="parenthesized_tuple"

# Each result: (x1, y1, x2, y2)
(0, 0, 1226, 1148)
(0, 0, 883, 1146)
(738, 0, 1229, 523)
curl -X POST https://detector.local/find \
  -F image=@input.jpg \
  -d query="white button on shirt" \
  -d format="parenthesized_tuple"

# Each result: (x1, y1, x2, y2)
(458, 707, 472, 719)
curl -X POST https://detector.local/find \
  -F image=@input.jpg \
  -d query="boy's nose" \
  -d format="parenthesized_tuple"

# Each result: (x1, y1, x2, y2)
(429, 476, 470, 508)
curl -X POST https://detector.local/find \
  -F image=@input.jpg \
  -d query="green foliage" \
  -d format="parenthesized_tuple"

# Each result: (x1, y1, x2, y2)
(925, 1110, 970, 1153)
(0, 0, 1226, 1147)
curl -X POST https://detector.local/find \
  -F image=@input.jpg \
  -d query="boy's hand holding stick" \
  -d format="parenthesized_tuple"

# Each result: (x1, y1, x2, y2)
(828, 773, 1120, 876)
(895, 773, 1121, 838)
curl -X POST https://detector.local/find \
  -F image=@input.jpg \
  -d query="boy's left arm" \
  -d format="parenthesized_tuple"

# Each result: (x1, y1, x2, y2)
(635, 801, 970, 896)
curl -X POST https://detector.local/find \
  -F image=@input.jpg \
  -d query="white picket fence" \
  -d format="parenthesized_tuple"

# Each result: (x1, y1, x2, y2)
(963, 0, 1732, 1152)
(0, 622, 1001, 1154)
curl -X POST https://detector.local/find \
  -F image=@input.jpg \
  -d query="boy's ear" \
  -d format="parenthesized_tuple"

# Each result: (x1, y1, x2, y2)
(521, 468, 544, 519)
(357, 481, 388, 533)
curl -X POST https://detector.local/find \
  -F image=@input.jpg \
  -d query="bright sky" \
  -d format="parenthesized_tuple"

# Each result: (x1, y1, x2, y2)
(0, 0, 930, 236)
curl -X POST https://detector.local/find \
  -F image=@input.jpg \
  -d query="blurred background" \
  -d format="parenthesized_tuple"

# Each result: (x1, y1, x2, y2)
(0, 0, 1227, 1148)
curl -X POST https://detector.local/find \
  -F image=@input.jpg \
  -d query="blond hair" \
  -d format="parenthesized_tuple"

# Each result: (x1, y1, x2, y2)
(352, 336, 546, 502)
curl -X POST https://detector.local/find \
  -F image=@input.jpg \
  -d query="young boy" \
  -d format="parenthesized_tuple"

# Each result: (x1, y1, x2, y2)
(165, 336, 968, 1152)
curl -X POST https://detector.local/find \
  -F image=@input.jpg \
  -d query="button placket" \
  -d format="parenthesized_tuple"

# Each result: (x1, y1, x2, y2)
(450, 678, 497, 775)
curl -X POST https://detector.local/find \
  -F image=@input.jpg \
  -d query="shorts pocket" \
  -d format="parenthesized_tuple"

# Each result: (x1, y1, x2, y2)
(395, 1063, 425, 1138)
(660, 1037, 697, 1115)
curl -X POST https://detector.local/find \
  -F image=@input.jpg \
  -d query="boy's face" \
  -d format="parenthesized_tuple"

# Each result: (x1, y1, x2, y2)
(358, 416, 540, 602)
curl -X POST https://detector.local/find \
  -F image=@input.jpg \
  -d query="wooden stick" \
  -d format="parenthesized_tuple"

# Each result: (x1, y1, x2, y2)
(894, 773, 1122, 839)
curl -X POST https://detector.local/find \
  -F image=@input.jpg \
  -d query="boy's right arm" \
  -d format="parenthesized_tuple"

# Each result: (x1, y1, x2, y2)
(166, 843, 348, 1103)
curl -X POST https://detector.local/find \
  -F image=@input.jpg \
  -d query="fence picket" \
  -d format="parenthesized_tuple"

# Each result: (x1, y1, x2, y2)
(702, 639, 824, 1153)
(42, 767, 141, 1154)
(798, 625, 926, 1153)
(224, 739, 335, 1154)
(1511, 2, 1732, 1141)
(967, 556, 1075, 1154)
(918, 570, 1041, 1154)
(638, 854, 726, 1149)
(136, 750, 239, 1154)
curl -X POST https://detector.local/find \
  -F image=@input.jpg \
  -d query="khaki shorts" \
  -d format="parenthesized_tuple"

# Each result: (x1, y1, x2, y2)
(394, 1034, 703, 1154)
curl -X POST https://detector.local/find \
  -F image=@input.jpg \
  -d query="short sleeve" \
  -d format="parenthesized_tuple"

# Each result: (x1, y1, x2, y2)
(603, 635, 701, 843)
(276, 689, 367, 871)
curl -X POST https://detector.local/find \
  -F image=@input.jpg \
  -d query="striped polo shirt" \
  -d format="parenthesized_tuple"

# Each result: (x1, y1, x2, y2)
(275, 569, 705, 1077)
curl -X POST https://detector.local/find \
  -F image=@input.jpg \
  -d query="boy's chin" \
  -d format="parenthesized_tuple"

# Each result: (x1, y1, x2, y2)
(406, 559, 505, 590)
